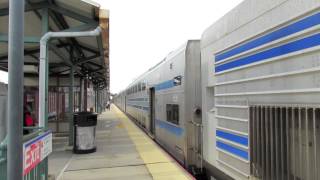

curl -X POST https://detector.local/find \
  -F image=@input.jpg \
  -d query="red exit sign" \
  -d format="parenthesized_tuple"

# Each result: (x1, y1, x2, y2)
(23, 131, 52, 176)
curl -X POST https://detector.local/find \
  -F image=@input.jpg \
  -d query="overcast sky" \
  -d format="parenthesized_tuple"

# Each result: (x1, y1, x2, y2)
(0, 0, 243, 92)
(95, 0, 243, 93)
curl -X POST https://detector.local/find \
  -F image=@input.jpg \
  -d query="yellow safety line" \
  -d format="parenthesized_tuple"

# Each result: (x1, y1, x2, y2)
(113, 105, 195, 180)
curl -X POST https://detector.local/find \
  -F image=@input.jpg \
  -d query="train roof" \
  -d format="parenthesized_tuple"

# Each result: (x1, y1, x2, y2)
(125, 41, 192, 89)
(201, 0, 295, 52)
(201, 0, 247, 49)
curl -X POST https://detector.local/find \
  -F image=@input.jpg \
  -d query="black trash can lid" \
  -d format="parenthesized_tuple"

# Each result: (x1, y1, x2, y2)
(74, 111, 98, 126)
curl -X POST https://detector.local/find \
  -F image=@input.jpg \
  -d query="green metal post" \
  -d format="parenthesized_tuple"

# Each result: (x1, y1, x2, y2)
(42, 8, 49, 129)
(84, 79, 87, 111)
(79, 78, 82, 112)
(97, 90, 100, 113)
(96, 90, 98, 113)
(7, 0, 24, 179)
(68, 66, 74, 146)
(95, 90, 97, 113)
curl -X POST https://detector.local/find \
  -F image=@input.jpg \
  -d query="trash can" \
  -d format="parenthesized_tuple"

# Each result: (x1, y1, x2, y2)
(73, 112, 97, 154)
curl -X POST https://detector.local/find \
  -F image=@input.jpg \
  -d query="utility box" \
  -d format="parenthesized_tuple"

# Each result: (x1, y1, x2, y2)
(73, 112, 97, 154)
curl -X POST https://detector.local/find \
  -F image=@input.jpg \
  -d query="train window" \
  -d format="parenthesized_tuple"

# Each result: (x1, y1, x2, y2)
(138, 83, 141, 91)
(142, 83, 146, 91)
(166, 104, 179, 125)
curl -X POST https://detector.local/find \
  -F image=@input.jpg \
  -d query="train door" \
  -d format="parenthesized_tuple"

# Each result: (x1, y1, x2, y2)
(149, 87, 155, 135)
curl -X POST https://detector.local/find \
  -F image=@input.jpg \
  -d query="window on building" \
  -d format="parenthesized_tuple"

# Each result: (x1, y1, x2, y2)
(166, 104, 179, 125)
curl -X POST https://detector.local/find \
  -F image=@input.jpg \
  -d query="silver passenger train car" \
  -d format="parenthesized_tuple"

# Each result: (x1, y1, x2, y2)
(202, 0, 320, 179)
(114, 40, 203, 174)
(115, 0, 320, 179)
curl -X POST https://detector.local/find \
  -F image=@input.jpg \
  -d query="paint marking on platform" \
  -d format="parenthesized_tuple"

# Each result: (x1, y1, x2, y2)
(113, 105, 195, 180)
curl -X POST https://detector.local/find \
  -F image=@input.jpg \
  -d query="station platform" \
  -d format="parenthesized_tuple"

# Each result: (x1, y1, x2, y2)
(48, 105, 195, 180)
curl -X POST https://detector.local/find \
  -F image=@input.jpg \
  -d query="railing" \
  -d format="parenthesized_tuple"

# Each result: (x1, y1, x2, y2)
(23, 160, 47, 180)
(0, 129, 49, 180)
(0, 137, 7, 180)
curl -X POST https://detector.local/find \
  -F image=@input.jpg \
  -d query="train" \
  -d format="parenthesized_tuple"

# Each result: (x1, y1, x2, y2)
(114, 0, 320, 179)
(115, 40, 203, 175)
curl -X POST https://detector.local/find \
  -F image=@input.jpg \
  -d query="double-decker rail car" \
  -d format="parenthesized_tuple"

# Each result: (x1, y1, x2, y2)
(114, 40, 203, 175)
(116, 0, 320, 179)
(201, 0, 320, 179)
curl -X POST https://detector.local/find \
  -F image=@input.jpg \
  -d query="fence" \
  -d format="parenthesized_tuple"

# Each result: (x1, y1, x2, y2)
(0, 129, 51, 180)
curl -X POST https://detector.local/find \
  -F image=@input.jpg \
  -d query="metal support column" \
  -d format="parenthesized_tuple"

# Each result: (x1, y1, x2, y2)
(96, 90, 99, 113)
(97, 90, 100, 113)
(42, 7, 49, 128)
(93, 89, 95, 112)
(95, 90, 97, 113)
(56, 76, 60, 132)
(7, 0, 24, 179)
(69, 66, 74, 146)
(79, 78, 82, 112)
(84, 78, 88, 111)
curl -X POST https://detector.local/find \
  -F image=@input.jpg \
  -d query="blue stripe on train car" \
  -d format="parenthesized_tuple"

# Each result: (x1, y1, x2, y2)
(155, 80, 175, 91)
(215, 33, 320, 72)
(128, 98, 146, 102)
(127, 104, 149, 112)
(215, 12, 320, 62)
(142, 107, 149, 111)
(216, 130, 248, 146)
(155, 119, 184, 137)
(216, 141, 249, 160)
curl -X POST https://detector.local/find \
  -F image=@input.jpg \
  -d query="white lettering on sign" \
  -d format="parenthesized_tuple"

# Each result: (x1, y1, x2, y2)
(23, 131, 52, 176)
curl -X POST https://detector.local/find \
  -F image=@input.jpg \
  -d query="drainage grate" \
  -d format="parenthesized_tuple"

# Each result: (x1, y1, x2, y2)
(250, 106, 320, 180)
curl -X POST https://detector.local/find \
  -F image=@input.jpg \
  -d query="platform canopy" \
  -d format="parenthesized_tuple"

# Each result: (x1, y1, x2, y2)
(0, 0, 109, 90)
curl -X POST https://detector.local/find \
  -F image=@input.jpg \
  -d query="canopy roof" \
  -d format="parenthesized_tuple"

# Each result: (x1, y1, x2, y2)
(0, 0, 109, 90)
